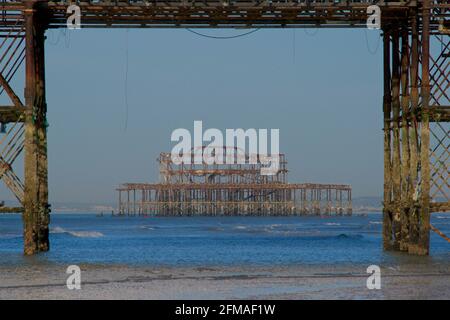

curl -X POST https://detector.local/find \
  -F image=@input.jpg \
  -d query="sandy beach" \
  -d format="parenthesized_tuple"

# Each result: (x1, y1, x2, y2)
(0, 262, 449, 300)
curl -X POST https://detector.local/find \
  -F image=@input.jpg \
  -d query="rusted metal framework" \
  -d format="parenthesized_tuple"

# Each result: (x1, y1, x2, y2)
(117, 149, 352, 216)
(382, 2, 449, 255)
(158, 148, 288, 184)
(0, 0, 447, 255)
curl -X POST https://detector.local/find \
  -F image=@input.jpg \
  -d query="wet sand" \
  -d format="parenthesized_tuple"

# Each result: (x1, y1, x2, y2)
(0, 262, 449, 299)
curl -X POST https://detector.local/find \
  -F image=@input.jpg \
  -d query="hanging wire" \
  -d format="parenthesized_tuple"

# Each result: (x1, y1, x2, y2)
(185, 28, 260, 39)
(124, 29, 129, 132)
(292, 29, 296, 64)
(64, 28, 71, 48)
(364, 28, 381, 55)
(303, 28, 319, 36)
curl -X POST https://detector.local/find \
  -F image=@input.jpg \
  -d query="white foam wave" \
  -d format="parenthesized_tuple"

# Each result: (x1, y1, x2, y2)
(50, 226, 103, 238)
(51, 226, 66, 234)
(70, 231, 104, 238)
(0, 233, 21, 239)
(139, 225, 155, 230)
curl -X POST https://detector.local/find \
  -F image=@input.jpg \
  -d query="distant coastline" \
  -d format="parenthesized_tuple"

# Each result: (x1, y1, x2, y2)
(0, 197, 384, 214)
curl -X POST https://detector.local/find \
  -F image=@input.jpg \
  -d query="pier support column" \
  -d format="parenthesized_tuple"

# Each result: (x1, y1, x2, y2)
(407, 13, 420, 252)
(382, 28, 393, 250)
(411, 1, 431, 255)
(382, 3, 436, 255)
(23, 1, 49, 255)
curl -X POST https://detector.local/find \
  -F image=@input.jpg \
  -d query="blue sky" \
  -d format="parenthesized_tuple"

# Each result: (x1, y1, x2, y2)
(1, 27, 384, 203)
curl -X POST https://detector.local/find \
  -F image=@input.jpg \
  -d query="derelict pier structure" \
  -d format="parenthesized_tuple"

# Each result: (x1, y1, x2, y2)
(117, 149, 352, 216)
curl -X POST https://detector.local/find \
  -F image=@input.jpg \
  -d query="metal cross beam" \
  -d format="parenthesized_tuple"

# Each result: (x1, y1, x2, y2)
(0, 18, 25, 206)
(0, 1, 443, 29)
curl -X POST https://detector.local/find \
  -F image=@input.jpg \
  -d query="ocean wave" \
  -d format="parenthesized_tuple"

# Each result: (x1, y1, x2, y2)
(206, 226, 224, 232)
(50, 226, 104, 238)
(0, 233, 22, 240)
(139, 225, 156, 230)
(435, 216, 450, 220)
(369, 221, 382, 225)
(336, 233, 364, 240)
(325, 223, 341, 226)
(267, 224, 284, 229)
(232, 225, 293, 235)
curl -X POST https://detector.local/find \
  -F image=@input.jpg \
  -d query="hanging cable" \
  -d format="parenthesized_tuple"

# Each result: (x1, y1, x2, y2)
(64, 28, 71, 48)
(304, 28, 319, 36)
(292, 29, 296, 64)
(364, 28, 381, 55)
(185, 28, 260, 39)
(124, 29, 129, 132)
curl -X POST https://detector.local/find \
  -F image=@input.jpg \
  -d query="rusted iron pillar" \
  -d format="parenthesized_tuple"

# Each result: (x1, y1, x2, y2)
(383, 3, 433, 255)
(23, 0, 49, 255)
(383, 27, 394, 250)
(391, 26, 402, 250)
(399, 24, 411, 251)
(408, 12, 420, 252)
(415, 0, 431, 255)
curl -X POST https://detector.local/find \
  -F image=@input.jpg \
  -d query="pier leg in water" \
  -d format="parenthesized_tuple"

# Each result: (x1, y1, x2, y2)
(23, 0, 50, 255)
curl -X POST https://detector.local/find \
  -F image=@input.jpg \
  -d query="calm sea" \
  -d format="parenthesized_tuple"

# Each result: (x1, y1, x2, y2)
(0, 213, 449, 267)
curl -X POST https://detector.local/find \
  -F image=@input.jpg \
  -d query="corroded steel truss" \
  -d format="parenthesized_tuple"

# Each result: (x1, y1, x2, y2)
(0, 0, 447, 255)
(117, 150, 352, 216)
(382, 2, 449, 255)
(0, 22, 25, 206)
(117, 183, 353, 216)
